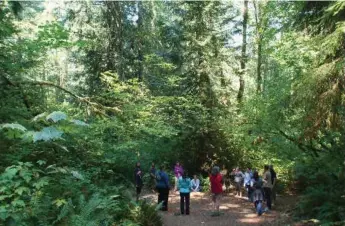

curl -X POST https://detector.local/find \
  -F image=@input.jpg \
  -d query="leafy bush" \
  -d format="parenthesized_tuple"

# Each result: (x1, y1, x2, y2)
(294, 154, 345, 223)
(0, 162, 49, 223)
(126, 200, 162, 226)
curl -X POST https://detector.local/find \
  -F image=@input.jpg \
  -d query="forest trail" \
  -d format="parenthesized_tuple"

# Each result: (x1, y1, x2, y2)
(143, 191, 296, 226)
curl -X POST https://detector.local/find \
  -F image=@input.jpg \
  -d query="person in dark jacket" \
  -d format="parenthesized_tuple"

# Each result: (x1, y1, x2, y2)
(149, 162, 157, 191)
(134, 162, 143, 202)
(269, 165, 277, 205)
(251, 171, 264, 216)
(156, 165, 170, 211)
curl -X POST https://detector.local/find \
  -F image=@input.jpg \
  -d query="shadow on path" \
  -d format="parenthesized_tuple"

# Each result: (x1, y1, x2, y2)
(142, 191, 286, 226)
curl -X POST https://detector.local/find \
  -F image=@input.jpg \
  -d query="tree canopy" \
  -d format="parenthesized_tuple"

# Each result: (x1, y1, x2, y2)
(0, 1, 344, 225)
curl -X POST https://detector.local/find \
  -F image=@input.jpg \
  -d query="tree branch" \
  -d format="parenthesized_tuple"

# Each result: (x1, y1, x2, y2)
(18, 80, 122, 117)
(278, 130, 320, 157)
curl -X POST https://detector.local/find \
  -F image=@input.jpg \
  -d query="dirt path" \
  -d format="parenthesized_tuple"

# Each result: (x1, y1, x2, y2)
(142, 191, 296, 226)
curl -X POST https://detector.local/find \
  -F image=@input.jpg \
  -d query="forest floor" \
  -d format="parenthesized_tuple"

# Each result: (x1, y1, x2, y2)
(142, 190, 298, 226)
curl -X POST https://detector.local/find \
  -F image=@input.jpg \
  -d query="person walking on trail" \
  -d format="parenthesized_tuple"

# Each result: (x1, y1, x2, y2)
(263, 165, 273, 210)
(178, 171, 192, 215)
(191, 175, 200, 192)
(232, 167, 245, 197)
(134, 162, 143, 202)
(270, 165, 277, 205)
(244, 168, 253, 201)
(149, 162, 157, 192)
(251, 171, 264, 216)
(174, 161, 184, 191)
(156, 165, 170, 211)
(209, 166, 223, 216)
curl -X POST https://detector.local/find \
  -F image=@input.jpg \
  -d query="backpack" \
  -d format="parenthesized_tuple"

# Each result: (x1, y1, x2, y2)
(155, 172, 162, 181)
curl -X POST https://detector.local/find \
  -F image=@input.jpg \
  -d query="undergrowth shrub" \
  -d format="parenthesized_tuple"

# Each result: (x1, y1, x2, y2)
(125, 200, 163, 226)
(294, 154, 345, 223)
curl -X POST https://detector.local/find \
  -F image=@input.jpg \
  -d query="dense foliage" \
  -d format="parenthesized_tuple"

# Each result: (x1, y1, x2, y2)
(0, 1, 344, 225)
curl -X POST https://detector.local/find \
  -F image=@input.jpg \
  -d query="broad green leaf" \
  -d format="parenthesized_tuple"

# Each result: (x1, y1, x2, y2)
(37, 160, 46, 166)
(71, 171, 84, 180)
(0, 195, 13, 201)
(52, 199, 67, 207)
(33, 177, 49, 189)
(33, 126, 63, 142)
(14, 187, 30, 196)
(46, 111, 67, 123)
(2, 167, 18, 180)
(70, 119, 89, 127)
(0, 123, 26, 132)
(0, 206, 7, 220)
(19, 169, 32, 183)
(11, 199, 25, 208)
(32, 112, 47, 122)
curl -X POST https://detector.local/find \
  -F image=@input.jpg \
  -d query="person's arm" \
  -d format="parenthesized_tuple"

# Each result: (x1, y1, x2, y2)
(134, 169, 138, 185)
(195, 179, 200, 191)
(272, 173, 277, 187)
(262, 172, 268, 183)
(165, 173, 170, 188)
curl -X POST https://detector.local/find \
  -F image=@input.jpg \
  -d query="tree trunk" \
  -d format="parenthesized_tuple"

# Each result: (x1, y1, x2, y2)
(237, 0, 248, 103)
(137, 1, 144, 82)
(254, 1, 263, 93)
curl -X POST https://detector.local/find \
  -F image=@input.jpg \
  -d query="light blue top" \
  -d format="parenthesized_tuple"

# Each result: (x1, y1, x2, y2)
(178, 177, 191, 193)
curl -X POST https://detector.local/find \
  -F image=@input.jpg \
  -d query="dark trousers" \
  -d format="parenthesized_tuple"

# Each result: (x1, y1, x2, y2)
(157, 187, 169, 211)
(180, 192, 190, 214)
(263, 187, 272, 210)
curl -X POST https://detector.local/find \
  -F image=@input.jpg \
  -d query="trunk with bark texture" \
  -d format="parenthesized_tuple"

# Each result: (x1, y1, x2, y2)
(237, 0, 248, 103)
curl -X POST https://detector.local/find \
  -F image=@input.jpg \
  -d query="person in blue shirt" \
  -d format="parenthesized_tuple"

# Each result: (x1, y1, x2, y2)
(155, 165, 170, 211)
(178, 171, 192, 215)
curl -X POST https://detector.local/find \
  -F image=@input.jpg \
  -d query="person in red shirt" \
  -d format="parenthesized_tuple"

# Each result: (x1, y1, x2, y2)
(209, 166, 223, 216)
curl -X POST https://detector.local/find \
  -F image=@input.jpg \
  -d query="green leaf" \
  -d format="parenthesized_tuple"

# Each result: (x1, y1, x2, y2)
(37, 160, 46, 166)
(32, 112, 47, 122)
(33, 177, 49, 189)
(14, 187, 30, 196)
(52, 199, 67, 207)
(70, 119, 89, 127)
(0, 195, 13, 201)
(0, 206, 8, 220)
(46, 111, 67, 123)
(2, 167, 18, 180)
(33, 126, 63, 142)
(71, 171, 84, 180)
(19, 169, 32, 183)
(0, 123, 27, 132)
(11, 199, 25, 208)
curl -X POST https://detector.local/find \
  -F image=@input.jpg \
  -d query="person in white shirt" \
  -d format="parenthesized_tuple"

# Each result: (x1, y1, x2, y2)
(191, 175, 200, 192)
(244, 168, 253, 200)
(231, 167, 245, 197)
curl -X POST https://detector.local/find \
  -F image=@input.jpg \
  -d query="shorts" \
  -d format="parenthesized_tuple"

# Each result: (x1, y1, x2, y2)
(235, 182, 242, 191)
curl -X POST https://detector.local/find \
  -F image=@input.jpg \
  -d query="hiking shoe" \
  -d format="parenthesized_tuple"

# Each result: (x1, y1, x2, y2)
(210, 211, 220, 217)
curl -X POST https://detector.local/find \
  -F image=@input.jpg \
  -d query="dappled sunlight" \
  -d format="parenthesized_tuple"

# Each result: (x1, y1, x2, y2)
(220, 203, 240, 209)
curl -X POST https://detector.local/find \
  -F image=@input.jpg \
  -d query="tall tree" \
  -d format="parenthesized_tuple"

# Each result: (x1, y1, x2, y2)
(237, 0, 248, 103)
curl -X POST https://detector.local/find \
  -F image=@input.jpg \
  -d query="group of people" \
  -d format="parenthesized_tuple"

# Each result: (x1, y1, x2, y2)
(231, 165, 277, 215)
(134, 161, 277, 216)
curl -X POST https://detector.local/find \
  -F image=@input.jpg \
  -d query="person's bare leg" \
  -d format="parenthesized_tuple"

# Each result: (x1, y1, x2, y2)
(212, 195, 216, 210)
(215, 195, 220, 212)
